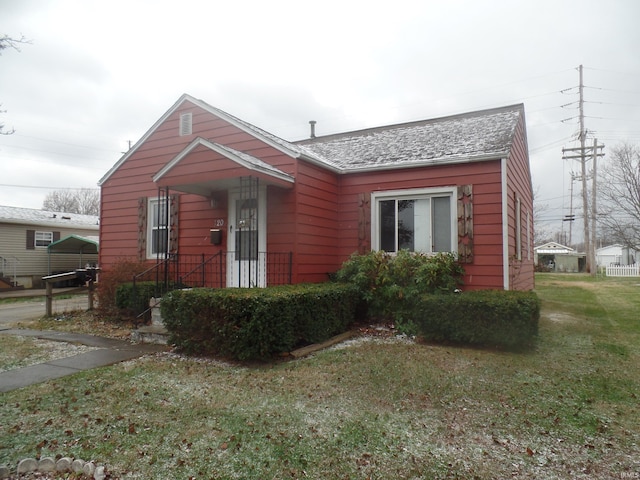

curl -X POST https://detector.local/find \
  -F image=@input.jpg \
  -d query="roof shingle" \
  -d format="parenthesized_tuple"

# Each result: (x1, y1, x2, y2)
(295, 104, 523, 171)
(0, 205, 99, 229)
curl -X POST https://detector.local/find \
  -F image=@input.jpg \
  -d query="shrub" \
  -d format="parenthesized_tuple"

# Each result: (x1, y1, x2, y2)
(95, 258, 149, 320)
(115, 281, 158, 317)
(334, 250, 465, 322)
(161, 283, 361, 361)
(411, 290, 540, 349)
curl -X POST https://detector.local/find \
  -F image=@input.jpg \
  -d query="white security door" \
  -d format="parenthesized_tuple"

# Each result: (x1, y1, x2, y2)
(227, 187, 267, 287)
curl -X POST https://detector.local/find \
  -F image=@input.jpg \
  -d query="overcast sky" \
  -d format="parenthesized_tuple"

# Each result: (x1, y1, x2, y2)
(1, 0, 639, 239)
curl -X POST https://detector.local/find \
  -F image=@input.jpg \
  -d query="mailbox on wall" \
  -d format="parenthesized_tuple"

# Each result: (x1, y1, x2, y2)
(210, 229, 222, 245)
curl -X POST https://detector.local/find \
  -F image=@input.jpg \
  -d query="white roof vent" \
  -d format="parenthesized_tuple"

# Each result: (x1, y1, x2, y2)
(180, 112, 192, 136)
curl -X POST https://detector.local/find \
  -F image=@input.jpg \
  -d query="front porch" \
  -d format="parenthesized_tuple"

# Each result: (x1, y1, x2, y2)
(133, 250, 293, 299)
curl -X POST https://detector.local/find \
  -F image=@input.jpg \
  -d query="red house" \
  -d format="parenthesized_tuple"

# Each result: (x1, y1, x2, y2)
(98, 94, 534, 291)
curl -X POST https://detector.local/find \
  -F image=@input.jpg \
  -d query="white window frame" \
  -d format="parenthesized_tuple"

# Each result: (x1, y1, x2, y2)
(371, 187, 457, 254)
(146, 197, 169, 259)
(35, 231, 53, 248)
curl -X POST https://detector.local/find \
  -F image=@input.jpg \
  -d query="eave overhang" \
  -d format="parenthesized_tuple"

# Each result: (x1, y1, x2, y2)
(152, 137, 295, 196)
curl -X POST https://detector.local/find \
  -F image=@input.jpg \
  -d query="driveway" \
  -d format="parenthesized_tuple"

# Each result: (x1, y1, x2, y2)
(0, 291, 90, 326)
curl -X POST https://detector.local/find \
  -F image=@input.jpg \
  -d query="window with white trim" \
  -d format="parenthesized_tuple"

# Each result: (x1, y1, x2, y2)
(147, 198, 169, 258)
(35, 231, 53, 247)
(372, 188, 457, 254)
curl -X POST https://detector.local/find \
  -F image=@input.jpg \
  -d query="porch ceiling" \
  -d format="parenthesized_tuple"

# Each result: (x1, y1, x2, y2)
(153, 137, 295, 196)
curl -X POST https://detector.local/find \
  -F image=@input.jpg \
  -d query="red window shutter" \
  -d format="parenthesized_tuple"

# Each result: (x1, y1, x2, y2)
(137, 197, 147, 261)
(457, 185, 473, 263)
(26, 229, 35, 250)
(357, 192, 371, 254)
(169, 193, 179, 254)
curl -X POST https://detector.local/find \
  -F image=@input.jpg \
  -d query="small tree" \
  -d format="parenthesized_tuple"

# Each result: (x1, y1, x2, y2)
(598, 143, 640, 251)
(95, 258, 149, 320)
(533, 185, 552, 246)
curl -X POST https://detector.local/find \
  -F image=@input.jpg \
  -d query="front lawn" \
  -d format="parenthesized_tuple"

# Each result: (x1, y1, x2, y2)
(1, 273, 639, 478)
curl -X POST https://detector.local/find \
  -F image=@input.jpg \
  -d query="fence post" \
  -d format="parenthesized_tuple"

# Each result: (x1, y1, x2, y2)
(132, 273, 138, 310)
(201, 253, 205, 287)
(220, 252, 224, 288)
(288, 251, 293, 284)
(45, 281, 53, 317)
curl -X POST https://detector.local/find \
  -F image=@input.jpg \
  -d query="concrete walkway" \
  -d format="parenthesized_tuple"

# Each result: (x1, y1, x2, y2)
(0, 328, 168, 393)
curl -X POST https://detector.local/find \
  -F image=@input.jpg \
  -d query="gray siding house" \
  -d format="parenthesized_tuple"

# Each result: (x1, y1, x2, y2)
(0, 205, 99, 289)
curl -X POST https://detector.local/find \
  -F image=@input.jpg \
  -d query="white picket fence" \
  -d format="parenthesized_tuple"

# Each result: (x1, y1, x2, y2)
(605, 264, 640, 277)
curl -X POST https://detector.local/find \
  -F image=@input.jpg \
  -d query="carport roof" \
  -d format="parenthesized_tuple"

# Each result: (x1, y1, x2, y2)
(47, 235, 99, 254)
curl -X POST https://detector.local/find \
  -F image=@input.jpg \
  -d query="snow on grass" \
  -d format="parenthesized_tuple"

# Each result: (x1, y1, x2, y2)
(0, 336, 99, 372)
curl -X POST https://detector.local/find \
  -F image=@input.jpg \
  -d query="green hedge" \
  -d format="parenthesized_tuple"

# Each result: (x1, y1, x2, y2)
(334, 250, 465, 322)
(115, 281, 158, 316)
(410, 290, 540, 349)
(161, 283, 361, 361)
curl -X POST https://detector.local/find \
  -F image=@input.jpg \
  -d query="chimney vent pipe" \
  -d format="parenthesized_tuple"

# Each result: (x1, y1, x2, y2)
(309, 120, 317, 139)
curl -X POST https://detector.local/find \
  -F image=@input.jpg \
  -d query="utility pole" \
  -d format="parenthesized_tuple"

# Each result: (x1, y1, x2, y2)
(562, 73, 605, 275)
(578, 65, 590, 272)
(561, 65, 604, 274)
(563, 172, 579, 246)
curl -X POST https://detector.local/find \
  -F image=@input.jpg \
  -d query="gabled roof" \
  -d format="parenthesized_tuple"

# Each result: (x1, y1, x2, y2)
(153, 137, 295, 196)
(153, 137, 295, 187)
(0, 205, 99, 229)
(98, 95, 525, 185)
(534, 241, 575, 254)
(98, 94, 319, 186)
(295, 104, 524, 172)
(47, 234, 99, 254)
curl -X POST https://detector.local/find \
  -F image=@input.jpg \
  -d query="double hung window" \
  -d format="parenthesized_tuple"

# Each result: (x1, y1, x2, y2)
(372, 188, 456, 254)
(35, 231, 53, 247)
(147, 198, 168, 257)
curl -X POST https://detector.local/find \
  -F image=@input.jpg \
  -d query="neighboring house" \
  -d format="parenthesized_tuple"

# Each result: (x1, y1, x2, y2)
(596, 244, 638, 267)
(0, 205, 99, 289)
(98, 94, 534, 291)
(534, 241, 585, 273)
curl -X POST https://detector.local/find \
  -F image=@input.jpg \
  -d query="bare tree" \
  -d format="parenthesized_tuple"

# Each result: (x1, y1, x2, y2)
(533, 185, 552, 246)
(43, 188, 100, 216)
(0, 34, 31, 53)
(598, 143, 640, 250)
(1, 34, 31, 135)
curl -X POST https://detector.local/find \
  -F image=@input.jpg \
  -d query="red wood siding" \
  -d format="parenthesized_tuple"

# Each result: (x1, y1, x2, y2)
(337, 160, 505, 290)
(99, 99, 296, 271)
(505, 115, 535, 290)
(100, 98, 533, 293)
(291, 161, 340, 283)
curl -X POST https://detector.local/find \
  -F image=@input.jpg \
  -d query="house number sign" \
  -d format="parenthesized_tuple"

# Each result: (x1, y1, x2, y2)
(213, 218, 225, 227)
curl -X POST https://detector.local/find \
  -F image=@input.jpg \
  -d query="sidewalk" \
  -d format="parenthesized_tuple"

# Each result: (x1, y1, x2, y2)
(0, 329, 168, 393)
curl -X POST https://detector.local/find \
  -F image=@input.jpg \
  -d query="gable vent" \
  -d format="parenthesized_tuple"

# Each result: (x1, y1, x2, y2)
(180, 112, 193, 136)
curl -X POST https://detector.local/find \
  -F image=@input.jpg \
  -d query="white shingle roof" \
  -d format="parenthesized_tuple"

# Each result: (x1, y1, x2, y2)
(295, 104, 523, 171)
(0, 205, 99, 229)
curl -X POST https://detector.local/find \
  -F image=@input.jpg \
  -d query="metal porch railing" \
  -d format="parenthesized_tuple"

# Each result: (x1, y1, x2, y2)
(132, 251, 293, 314)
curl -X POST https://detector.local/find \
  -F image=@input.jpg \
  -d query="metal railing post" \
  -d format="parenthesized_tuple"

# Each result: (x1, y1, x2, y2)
(201, 253, 205, 287)
(288, 251, 293, 284)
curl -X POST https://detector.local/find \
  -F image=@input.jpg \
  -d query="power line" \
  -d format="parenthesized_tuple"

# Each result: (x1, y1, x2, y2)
(0, 183, 99, 190)
(12, 133, 121, 153)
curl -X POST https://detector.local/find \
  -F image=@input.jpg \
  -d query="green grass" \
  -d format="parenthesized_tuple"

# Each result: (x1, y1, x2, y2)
(1, 273, 639, 479)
